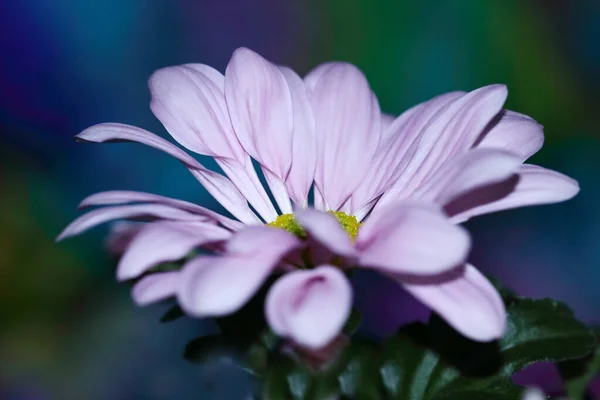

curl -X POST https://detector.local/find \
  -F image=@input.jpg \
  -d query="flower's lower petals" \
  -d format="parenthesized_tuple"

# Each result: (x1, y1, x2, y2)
(356, 203, 470, 275)
(296, 209, 356, 258)
(476, 110, 544, 162)
(449, 164, 579, 223)
(178, 227, 301, 317)
(522, 388, 546, 400)
(265, 266, 352, 350)
(56, 204, 205, 242)
(401, 264, 506, 341)
(116, 221, 231, 281)
(132, 272, 180, 306)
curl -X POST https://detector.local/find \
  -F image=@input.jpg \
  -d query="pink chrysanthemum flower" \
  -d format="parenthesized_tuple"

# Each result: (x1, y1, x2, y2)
(58, 48, 578, 349)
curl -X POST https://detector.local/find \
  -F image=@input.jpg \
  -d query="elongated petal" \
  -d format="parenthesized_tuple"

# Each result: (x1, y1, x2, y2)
(225, 47, 294, 178)
(149, 65, 279, 221)
(149, 64, 245, 159)
(449, 164, 580, 223)
(476, 110, 544, 162)
(76, 123, 261, 224)
(414, 148, 521, 205)
(131, 272, 180, 306)
(398, 85, 508, 196)
(117, 221, 232, 281)
(280, 66, 317, 207)
(265, 265, 352, 349)
(56, 204, 203, 241)
(306, 62, 381, 210)
(215, 158, 279, 222)
(356, 203, 470, 275)
(401, 264, 506, 341)
(354, 92, 466, 212)
(79, 190, 244, 230)
(296, 209, 356, 257)
(178, 226, 301, 317)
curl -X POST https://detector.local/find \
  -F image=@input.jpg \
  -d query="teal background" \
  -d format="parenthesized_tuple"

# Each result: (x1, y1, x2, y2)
(1, 0, 599, 398)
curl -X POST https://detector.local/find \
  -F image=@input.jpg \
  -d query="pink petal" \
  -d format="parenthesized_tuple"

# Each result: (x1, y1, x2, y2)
(149, 64, 245, 160)
(76, 123, 261, 224)
(56, 204, 204, 241)
(401, 264, 506, 341)
(295, 209, 356, 258)
(414, 148, 521, 205)
(131, 272, 180, 306)
(178, 226, 301, 317)
(105, 221, 143, 255)
(356, 202, 470, 275)
(522, 388, 545, 400)
(380, 113, 395, 134)
(398, 85, 508, 196)
(149, 63, 281, 221)
(476, 110, 544, 162)
(280, 66, 317, 208)
(449, 164, 580, 223)
(117, 221, 232, 281)
(265, 265, 352, 349)
(225, 48, 294, 179)
(79, 190, 244, 230)
(353, 92, 465, 213)
(305, 62, 381, 210)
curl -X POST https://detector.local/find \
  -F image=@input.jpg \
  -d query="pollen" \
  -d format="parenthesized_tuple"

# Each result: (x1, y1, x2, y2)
(267, 213, 306, 237)
(267, 211, 360, 240)
(328, 211, 360, 240)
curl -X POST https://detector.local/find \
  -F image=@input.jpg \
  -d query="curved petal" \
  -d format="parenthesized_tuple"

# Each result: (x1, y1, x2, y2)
(178, 226, 301, 317)
(448, 164, 580, 223)
(476, 110, 544, 162)
(355, 92, 465, 212)
(401, 264, 506, 342)
(149, 64, 280, 221)
(79, 190, 244, 230)
(356, 202, 470, 275)
(414, 148, 521, 205)
(149, 64, 244, 160)
(56, 204, 204, 241)
(295, 209, 356, 258)
(117, 221, 232, 281)
(265, 265, 352, 349)
(76, 123, 261, 224)
(225, 47, 294, 179)
(398, 85, 508, 196)
(131, 272, 180, 306)
(280, 66, 317, 208)
(305, 62, 381, 210)
(105, 221, 143, 255)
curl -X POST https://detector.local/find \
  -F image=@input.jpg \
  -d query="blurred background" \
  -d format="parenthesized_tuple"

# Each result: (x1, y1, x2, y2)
(1, 0, 599, 398)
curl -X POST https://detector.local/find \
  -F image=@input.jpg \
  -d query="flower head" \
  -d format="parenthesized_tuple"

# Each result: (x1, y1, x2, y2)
(59, 48, 579, 350)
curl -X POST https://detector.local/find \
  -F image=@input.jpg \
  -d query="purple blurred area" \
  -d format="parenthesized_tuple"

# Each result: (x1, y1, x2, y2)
(1, 0, 600, 398)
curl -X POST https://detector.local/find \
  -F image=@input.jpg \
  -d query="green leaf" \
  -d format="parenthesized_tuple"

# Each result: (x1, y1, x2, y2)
(559, 346, 600, 399)
(159, 305, 184, 323)
(344, 308, 363, 336)
(183, 334, 233, 363)
(380, 297, 596, 400)
(338, 339, 383, 398)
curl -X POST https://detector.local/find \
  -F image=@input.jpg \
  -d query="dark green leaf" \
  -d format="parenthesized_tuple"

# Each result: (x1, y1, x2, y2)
(338, 339, 383, 399)
(559, 346, 600, 399)
(344, 308, 363, 336)
(380, 298, 596, 400)
(183, 335, 237, 363)
(159, 305, 184, 323)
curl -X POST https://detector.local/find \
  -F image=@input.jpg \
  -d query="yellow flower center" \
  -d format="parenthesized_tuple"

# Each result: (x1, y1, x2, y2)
(267, 211, 360, 240)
